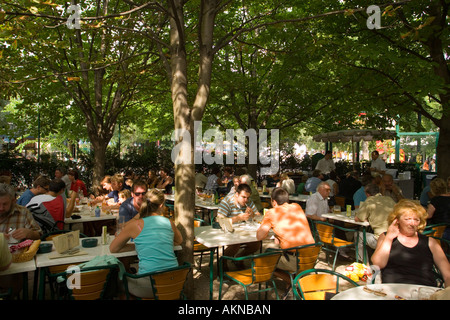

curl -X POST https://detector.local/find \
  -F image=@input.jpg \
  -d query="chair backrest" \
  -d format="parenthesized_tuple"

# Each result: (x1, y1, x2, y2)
(424, 223, 448, 246)
(433, 226, 446, 239)
(252, 252, 282, 284)
(147, 262, 191, 300)
(68, 267, 113, 300)
(293, 268, 359, 300)
(315, 223, 334, 244)
(295, 244, 322, 274)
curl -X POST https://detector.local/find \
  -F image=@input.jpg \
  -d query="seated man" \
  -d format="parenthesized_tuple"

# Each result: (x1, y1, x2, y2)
(119, 180, 148, 222)
(0, 183, 42, 296)
(0, 183, 42, 241)
(26, 179, 77, 231)
(305, 182, 331, 221)
(304, 170, 324, 194)
(17, 175, 50, 206)
(354, 183, 396, 260)
(257, 188, 315, 284)
(353, 174, 374, 209)
(156, 168, 174, 194)
(217, 184, 261, 270)
(381, 174, 404, 203)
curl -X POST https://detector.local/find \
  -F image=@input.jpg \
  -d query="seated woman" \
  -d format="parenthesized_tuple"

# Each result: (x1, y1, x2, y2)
(109, 189, 182, 298)
(371, 199, 450, 287)
(427, 177, 450, 240)
(276, 173, 295, 194)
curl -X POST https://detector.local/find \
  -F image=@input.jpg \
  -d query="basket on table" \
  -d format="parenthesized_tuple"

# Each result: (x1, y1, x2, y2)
(10, 239, 41, 263)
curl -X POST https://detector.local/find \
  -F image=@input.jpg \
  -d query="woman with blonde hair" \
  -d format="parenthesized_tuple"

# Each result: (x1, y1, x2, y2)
(276, 173, 295, 194)
(110, 189, 182, 298)
(372, 199, 450, 287)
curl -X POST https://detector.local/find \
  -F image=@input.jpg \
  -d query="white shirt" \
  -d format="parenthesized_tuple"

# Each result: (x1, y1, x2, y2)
(305, 192, 329, 218)
(315, 158, 335, 174)
(326, 179, 337, 197)
(281, 179, 296, 194)
(370, 157, 386, 172)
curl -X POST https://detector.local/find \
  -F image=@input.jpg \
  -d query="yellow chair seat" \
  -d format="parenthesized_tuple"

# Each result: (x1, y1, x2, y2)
(224, 269, 254, 286)
(219, 252, 281, 300)
(330, 237, 353, 247)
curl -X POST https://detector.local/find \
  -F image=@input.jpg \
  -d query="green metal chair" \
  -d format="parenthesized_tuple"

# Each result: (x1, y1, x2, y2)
(267, 242, 323, 295)
(165, 203, 175, 217)
(293, 268, 360, 300)
(123, 262, 191, 300)
(312, 220, 359, 270)
(57, 265, 119, 300)
(424, 222, 450, 260)
(218, 251, 282, 300)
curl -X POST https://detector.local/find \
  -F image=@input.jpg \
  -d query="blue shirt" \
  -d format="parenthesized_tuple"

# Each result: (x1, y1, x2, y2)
(119, 197, 138, 222)
(420, 186, 431, 207)
(134, 216, 178, 274)
(353, 186, 367, 208)
(17, 190, 36, 206)
(305, 177, 322, 193)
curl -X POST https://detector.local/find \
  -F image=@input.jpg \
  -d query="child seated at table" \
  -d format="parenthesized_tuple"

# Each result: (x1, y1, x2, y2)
(118, 189, 131, 204)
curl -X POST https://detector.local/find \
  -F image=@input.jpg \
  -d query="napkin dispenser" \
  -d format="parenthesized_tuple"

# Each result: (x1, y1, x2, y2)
(217, 215, 234, 233)
(52, 230, 80, 254)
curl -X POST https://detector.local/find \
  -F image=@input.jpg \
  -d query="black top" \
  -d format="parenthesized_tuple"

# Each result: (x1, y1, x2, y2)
(429, 195, 450, 225)
(381, 233, 436, 286)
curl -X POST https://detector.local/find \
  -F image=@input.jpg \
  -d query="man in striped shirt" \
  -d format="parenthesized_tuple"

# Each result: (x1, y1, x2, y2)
(217, 184, 261, 270)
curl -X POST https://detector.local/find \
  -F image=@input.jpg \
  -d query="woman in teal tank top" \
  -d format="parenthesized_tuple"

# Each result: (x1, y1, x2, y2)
(110, 188, 183, 298)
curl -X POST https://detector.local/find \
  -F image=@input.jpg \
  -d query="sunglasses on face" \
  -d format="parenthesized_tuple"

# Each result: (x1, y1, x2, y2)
(133, 192, 146, 196)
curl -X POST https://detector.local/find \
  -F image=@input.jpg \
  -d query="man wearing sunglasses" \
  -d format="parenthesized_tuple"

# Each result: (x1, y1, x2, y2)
(119, 180, 148, 222)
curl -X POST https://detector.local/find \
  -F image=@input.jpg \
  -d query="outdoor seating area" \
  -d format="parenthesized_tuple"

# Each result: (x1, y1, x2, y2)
(1, 2, 450, 308)
(1, 162, 450, 302)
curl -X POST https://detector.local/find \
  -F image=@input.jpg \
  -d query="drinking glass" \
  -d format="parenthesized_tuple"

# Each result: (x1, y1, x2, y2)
(117, 216, 125, 235)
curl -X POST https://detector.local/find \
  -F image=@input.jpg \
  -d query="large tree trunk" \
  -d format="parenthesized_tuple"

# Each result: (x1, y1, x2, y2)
(89, 136, 108, 193)
(436, 118, 450, 180)
(168, 0, 217, 299)
(168, 0, 196, 299)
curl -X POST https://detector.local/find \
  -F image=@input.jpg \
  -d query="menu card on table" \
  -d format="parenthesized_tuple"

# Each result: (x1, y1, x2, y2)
(49, 230, 87, 259)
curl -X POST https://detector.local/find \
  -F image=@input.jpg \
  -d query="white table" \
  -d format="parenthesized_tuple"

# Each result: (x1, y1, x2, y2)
(321, 212, 370, 227)
(64, 206, 118, 225)
(64, 206, 118, 237)
(331, 283, 441, 300)
(195, 223, 259, 248)
(0, 259, 36, 276)
(321, 212, 370, 264)
(194, 223, 261, 299)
